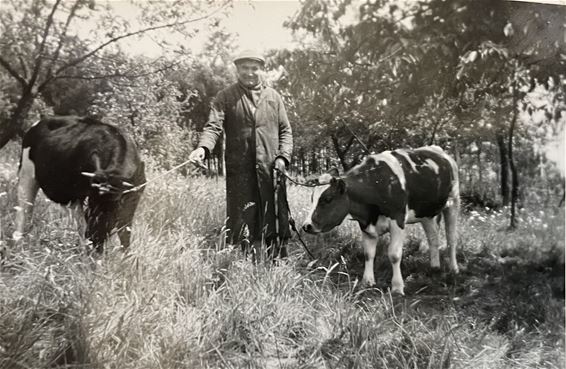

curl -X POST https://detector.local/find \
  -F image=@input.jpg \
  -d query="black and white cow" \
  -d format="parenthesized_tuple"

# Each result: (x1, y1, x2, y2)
(303, 146, 460, 295)
(13, 116, 146, 253)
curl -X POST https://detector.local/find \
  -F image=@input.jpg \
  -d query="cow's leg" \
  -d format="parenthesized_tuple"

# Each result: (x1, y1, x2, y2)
(85, 202, 112, 254)
(421, 217, 441, 270)
(13, 147, 40, 242)
(361, 225, 378, 286)
(70, 201, 91, 250)
(388, 220, 406, 295)
(115, 191, 143, 250)
(117, 225, 132, 249)
(442, 200, 459, 274)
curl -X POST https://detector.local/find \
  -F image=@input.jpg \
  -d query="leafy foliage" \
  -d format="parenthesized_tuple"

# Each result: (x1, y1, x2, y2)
(88, 58, 190, 169)
(0, 0, 230, 147)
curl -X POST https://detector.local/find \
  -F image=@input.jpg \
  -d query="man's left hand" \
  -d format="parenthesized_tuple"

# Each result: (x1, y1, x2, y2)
(274, 157, 287, 174)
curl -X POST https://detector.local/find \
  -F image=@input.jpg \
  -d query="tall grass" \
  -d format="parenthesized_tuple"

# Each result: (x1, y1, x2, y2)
(0, 145, 564, 368)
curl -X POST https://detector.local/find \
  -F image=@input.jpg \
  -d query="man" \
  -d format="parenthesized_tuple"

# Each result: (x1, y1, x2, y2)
(188, 49, 293, 257)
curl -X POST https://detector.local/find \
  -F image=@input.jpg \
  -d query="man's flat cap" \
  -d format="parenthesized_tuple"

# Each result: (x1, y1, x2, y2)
(233, 49, 265, 66)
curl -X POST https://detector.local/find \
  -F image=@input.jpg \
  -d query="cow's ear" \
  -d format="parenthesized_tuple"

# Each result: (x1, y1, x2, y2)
(328, 167, 340, 178)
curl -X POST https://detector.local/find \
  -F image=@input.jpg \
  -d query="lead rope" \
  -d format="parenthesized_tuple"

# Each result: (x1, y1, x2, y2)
(273, 168, 281, 260)
(274, 168, 316, 260)
(121, 158, 205, 194)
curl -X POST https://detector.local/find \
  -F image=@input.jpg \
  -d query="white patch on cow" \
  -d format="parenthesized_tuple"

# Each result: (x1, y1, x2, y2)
(30, 119, 41, 128)
(405, 208, 418, 224)
(388, 220, 406, 295)
(419, 146, 460, 198)
(421, 217, 441, 268)
(424, 158, 440, 174)
(375, 215, 391, 235)
(303, 183, 330, 232)
(14, 147, 39, 239)
(395, 149, 418, 172)
(374, 151, 406, 190)
(419, 145, 445, 156)
(20, 147, 36, 179)
(361, 225, 378, 286)
(363, 223, 378, 237)
(12, 230, 24, 242)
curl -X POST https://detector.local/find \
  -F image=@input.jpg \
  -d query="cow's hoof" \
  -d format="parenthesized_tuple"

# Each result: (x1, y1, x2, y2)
(390, 288, 405, 297)
(360, 278, 377, 289)
(12, 231, 24, 244)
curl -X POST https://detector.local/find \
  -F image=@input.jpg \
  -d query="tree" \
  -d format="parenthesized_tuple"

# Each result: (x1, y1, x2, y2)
(277, 0, 417, 170)
(0, 0, 230, 148)
(88, 56, 189, 169)
(455, 1, 566, 227)
(169, 28, 237, 175)
(280, 0, 565, 224)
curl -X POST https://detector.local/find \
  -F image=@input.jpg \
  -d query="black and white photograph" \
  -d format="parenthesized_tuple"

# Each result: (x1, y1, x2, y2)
(0, 0, 564, 367)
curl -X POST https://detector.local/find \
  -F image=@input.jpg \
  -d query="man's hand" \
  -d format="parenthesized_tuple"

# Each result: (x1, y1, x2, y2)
(274, 157, 287, 174)
(189, 147, 206, 165)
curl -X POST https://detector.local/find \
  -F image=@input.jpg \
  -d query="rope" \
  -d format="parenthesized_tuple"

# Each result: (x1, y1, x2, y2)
(117, 158, 318, 261)
(274, 168, 316, 260)
(278, 171, 329, 188)
(273, 168, 281, 257)
(122, 158, 204, 194)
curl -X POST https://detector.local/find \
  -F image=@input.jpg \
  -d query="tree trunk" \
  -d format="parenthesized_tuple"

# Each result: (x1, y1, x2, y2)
(217, 134, 225, 177)
(310, 148, 318, 173)
(429, 120, 439, 145)
(477, 140, 483, 186)
(299, 149, 306, 177)
(0, 89, 35, 149)
(453, 141, 461, 168)
(496, 133, 510, 205)
(330, 134, 354, 171)
(508, 86, 520, 229)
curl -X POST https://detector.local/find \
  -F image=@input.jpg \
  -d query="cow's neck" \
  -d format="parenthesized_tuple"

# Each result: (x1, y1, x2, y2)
(343, 177, 380, 227)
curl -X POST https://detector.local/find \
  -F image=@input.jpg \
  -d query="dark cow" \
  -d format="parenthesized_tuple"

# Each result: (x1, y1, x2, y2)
(303, 146, 460, 295)
(13, 116, 145, 253)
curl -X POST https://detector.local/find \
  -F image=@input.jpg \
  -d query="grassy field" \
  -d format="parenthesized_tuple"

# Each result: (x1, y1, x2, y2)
(0, 142, 564, 369)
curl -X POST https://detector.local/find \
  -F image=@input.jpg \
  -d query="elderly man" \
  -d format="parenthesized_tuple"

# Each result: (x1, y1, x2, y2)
(189, 50, 293, 257)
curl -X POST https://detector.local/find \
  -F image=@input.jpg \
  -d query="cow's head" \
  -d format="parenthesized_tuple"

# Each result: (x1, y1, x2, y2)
(303, 169, 349, 234)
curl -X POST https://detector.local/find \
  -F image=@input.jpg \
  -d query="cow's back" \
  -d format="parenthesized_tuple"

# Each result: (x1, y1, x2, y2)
(391, 146, 457, 218)
(23, 116, 141, 204)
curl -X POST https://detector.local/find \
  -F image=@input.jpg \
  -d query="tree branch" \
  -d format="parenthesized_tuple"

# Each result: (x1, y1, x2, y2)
(38, 2, 230, 91)
(30, 0, 62, 87)
(341, 119, 370, 154)
(0, 56, 27, 86)
(53, 59, 181, 81)
(45, 0, 82, 81)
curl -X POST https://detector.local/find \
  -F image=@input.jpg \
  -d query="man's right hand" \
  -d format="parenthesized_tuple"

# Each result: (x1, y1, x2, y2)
(189, 147, 206, 165)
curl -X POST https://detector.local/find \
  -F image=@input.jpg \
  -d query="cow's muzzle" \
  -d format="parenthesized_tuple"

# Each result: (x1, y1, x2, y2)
(302, 222, 319, 234)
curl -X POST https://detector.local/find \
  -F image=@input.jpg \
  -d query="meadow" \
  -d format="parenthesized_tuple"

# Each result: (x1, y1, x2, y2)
(0, 142, 564, 369)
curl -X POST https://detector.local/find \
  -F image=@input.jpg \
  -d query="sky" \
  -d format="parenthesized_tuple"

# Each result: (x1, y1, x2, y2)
(106, 0, 301, 57)
(222, 1, 301, 52)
